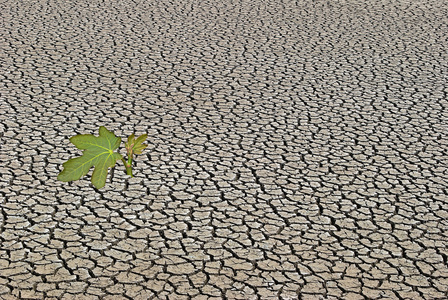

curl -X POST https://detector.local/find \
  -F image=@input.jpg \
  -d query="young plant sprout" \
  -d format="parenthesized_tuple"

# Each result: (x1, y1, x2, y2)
(57, 126, 147, 189)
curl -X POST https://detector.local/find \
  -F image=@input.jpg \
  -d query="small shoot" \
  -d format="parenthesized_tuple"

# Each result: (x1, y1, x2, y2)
(123, 133, 148, 177)
(58, 126, 148, 189)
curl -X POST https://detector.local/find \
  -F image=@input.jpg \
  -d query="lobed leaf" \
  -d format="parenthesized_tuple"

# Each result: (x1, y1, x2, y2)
(58, 126, 122, 189)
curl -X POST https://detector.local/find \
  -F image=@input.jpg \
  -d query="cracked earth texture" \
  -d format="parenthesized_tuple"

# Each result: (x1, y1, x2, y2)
(1, 0, 448, 299)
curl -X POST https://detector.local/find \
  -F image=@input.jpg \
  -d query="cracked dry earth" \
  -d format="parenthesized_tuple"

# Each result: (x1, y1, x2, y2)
(0, 0, 448, 299)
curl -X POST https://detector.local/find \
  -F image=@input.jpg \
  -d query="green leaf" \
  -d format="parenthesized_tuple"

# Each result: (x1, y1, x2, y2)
(126, 133, 148, 155)
(133, 134, 148, 154)
(58, 126, 122, 189)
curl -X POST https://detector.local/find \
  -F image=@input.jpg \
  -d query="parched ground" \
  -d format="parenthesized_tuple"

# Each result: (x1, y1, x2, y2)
(1, 0, 447, 299)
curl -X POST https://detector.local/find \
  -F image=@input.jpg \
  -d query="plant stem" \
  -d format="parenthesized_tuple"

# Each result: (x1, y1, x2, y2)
(121, 158, 133, 177)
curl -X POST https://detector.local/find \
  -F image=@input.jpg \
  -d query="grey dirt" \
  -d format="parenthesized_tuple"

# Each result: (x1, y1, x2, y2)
(1, 0, 447, 299)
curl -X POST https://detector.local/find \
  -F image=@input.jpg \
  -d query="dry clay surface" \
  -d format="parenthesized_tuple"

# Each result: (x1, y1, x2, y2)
(1, 0, 448, 299)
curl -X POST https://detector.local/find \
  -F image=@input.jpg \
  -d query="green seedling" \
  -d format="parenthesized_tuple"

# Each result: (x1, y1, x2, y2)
(57, 126, 148, 189)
